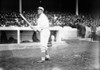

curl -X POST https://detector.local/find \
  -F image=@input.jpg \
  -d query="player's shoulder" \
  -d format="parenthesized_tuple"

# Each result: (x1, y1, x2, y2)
(41, 13, 47, 17)
(41, 13, 48, 19)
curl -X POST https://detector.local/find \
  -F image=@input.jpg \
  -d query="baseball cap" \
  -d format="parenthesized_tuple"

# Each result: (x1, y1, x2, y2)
(38, 6, 44, 11)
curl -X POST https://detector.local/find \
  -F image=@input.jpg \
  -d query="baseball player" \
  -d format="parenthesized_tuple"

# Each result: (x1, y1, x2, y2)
(20, 6, 51, 63)
(34, 7, 51, 63)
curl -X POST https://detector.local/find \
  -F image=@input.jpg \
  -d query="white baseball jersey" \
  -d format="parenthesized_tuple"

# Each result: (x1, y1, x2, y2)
(37, 13, 49, 30)
(37, 13, 50, 52)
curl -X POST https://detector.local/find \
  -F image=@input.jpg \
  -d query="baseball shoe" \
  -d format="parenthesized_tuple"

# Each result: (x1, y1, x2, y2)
(45, 57, 50, 61)
(37, 57, 50, 63)
(37, 60, 45, 63)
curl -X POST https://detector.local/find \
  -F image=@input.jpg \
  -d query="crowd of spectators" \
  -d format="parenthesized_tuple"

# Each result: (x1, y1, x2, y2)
(0, 10, 100, 27)
(0, 10, 100, 43)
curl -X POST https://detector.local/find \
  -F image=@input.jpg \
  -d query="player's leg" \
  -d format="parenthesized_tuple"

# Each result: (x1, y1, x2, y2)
(41, 29, 50, 60)
(38, 29, 50, 62)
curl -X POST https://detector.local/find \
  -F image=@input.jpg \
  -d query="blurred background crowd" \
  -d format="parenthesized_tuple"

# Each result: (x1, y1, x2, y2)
(0, 10, 100, 27)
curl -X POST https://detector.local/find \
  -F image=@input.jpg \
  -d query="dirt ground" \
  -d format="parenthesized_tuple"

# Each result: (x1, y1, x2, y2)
(0, 39, 100, 70)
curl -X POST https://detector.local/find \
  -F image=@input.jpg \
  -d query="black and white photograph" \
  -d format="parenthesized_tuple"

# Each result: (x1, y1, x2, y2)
(0, 0, 100, 70)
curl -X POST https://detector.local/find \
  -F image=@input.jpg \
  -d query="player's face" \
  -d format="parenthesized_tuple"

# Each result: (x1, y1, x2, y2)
(38, 9, 43, 15)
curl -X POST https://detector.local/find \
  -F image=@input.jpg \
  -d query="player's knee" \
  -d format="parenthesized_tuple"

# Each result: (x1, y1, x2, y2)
(41, 47, 48, 53)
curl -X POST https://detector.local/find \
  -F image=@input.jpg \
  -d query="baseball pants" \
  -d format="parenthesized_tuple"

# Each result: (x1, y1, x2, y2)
(40, 29, 50, 52)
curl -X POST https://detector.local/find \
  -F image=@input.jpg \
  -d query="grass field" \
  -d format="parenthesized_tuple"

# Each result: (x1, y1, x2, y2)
(0, 39, 100, 70)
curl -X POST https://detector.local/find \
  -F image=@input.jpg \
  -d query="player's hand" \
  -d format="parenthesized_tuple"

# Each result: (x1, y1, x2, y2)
(30, 26, 36, 31)
(30, 26, 42, 31)
(36, 27, 42, 31)
(36, 28, 41, 31)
